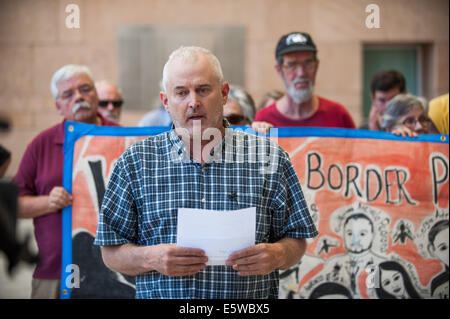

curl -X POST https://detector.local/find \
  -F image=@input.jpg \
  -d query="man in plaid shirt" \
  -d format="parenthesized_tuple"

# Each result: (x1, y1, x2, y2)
(94, 46, 318, 299)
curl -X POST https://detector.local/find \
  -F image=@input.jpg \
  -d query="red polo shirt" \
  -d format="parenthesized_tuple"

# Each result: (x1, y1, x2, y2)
(13, 114, 118, 278)
(254, 96, 356, 128)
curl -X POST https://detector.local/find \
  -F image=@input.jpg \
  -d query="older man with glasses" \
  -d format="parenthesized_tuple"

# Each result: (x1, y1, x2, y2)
(252, 32, 356, 133)
(13, 64, 119, 299)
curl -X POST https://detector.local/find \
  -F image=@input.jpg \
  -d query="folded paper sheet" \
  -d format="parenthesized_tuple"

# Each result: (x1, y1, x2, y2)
(177, 207, 256, 265)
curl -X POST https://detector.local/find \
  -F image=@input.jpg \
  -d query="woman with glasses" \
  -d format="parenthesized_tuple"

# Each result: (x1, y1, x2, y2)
(380, 94, 433, 137)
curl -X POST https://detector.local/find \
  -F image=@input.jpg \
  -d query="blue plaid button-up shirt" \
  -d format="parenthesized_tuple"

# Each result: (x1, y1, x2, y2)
(94, 125, 318, 299)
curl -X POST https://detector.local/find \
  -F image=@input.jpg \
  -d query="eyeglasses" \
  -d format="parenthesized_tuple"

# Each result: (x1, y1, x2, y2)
(282, 59, 317, 73)
(59, 84, 94, 100)
(224, 114, 247, 125)
(98, 100, 123, 108)
(395, 115, 431, 129)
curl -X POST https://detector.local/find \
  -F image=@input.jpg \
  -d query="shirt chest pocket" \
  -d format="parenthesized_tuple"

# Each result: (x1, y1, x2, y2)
(220, 178, 272, 244)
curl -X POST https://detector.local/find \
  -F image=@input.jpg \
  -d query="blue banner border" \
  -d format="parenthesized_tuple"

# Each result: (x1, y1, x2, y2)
(60, 121, 448, 298)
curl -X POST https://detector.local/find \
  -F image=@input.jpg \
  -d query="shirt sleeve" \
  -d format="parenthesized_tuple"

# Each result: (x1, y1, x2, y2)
(338, 104, 356, 129)
(343, 110, 356, 129)
(271, 150, 319, 241)
(13, 140, 38, 196)
(254, 107, 271, 124)
(94, 153, 138, 246)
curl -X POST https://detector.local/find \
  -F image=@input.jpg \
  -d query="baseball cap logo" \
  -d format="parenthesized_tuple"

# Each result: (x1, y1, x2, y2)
(286, 33, 307, 45)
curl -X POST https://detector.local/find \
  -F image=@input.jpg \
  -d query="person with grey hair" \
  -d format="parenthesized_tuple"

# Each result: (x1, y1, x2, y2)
(223, 84, 256, 125)
(95, 46, 318, 299)
(13, 64, 118, 298)
(380, 94, 432, 137)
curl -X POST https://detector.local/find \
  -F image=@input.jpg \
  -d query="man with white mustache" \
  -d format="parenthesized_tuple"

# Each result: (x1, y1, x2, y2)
(13, 64, 118, 298)
(253, 32, 356, 133)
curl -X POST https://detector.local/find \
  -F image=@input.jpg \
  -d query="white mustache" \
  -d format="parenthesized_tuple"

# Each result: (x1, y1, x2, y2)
(72, 101, 91, 114)
(293, 78, 311, 86)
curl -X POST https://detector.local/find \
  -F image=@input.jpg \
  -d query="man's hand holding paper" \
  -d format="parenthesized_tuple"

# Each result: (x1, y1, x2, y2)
(177, 207, 256, 266)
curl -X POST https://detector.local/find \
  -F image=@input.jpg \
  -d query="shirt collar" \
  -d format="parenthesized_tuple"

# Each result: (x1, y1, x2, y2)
(169, 118, 230, 131)
(168, 119, 232, 164)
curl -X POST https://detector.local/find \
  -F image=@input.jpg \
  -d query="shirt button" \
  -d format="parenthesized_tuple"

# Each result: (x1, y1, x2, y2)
(201, 198, 206, 203)
(201, 167, 206, 174)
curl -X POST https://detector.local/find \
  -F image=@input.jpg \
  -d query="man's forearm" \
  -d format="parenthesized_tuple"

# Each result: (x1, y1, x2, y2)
(18, 195, 52, 219)
(101, 244, 152, 276)
(275, 237, 307, 270)
(18, 187, 72, 219)
(101, 243, 208, 277)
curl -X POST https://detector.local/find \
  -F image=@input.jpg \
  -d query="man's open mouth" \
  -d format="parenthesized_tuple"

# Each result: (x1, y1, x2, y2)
(187, 114, 204, 121)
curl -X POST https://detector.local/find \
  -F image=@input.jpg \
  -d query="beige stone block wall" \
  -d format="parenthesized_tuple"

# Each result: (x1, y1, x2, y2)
(0, 0, 448, 180)
(0, 0, 448, 299)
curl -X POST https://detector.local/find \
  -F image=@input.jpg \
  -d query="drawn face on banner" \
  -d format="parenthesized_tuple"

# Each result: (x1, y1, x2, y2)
(343, 214, 374, 254)
(429, 226, 449, 267)
(380, 269, 406, 298)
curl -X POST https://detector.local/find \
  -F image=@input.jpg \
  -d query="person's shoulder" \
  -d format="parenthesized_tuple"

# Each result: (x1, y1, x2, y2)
(317, 96, 347, 110)
(430, 93, 449, 105)
(98, 113, 120, 127)
(429, 93, 449, 111)
(231, 129, 289, 159)
(122, 130, 171, 158)
(254, 101, 277, 119)
(139, 108, 171, 127)
(317, 96, 355, 127)
(139, 110, 160, 125)
(29, 121, 64, 145)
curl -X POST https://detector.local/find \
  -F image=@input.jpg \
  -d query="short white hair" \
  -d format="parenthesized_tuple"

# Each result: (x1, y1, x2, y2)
(50, 64, 95, 100)
(161, 46, 224, 92)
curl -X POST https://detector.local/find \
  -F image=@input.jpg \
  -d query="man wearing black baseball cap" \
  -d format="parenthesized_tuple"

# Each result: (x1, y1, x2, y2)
(253, 32, 355, 132)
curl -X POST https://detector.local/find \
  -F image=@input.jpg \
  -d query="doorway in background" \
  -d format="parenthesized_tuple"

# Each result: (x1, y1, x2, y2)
(362, 45, 422, 127)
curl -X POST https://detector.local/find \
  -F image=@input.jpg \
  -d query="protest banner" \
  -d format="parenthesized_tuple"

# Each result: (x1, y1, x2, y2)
(60, 122, 448, 299)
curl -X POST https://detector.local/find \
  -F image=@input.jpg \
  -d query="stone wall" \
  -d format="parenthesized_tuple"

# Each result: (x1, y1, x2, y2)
(0, 0, 448, 178)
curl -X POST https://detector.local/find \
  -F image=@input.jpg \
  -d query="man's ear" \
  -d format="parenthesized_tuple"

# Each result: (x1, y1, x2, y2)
(221, 82, 230, 105)
(160, 91, 170, 113)
(275, 63, 282, 76)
